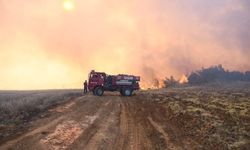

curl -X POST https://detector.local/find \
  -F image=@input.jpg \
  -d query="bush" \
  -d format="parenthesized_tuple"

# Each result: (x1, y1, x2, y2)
(164, 76, 179, 87)
(188, 65, 250, 85)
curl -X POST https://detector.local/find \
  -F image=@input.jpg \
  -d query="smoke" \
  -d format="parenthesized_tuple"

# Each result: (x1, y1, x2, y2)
(135, 0, 250, 80)
(0, 0, 250, 89)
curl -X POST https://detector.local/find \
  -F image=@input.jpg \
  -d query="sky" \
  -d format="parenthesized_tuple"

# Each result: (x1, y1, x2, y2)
(0, 0, 250, 89)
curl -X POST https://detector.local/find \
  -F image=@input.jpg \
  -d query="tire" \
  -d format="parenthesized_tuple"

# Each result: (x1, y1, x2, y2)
(94, 87, 104, 96)
(122, 88, 132, 96)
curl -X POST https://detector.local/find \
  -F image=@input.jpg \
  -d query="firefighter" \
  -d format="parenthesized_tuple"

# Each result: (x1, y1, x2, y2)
(83, 80, 88, 94)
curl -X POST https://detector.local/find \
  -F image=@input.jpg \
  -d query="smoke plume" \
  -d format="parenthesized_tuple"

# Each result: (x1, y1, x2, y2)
(0, 0, 249, 89)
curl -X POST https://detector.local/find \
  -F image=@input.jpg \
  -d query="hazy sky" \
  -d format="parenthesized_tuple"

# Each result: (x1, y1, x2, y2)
(0, 0, 249, 89)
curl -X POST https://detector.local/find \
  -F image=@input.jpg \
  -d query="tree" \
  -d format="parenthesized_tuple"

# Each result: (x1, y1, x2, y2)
(187, 65, 250, 85)
(152, 78, 160, 88)
(188, 72, 202, 85)
(164, 76, 178, 87)
(245, 71, 250, 81)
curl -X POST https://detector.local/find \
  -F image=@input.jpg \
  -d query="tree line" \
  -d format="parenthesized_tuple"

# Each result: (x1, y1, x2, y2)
(164, 65, 250, 87)
(188, 65, 250, 85)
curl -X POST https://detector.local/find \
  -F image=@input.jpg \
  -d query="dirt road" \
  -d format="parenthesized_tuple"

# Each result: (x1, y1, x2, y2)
(2, 87, 249, 150)
(0, 92, 199, 150)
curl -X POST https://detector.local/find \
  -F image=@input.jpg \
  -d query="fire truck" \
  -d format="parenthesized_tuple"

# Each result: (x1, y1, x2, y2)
(88, 70, 140, 96)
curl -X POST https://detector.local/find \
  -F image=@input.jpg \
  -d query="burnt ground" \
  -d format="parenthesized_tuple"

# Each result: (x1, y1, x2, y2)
(0, 87, 249, 150)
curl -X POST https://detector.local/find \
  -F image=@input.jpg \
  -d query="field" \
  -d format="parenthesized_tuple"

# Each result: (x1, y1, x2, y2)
(0, 90, 82, 143)
(0, 84, 249, 150)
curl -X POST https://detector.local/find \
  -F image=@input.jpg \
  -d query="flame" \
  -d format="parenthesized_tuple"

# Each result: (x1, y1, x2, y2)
(179, 74, 188, 84)
(140, 78, 165, 90)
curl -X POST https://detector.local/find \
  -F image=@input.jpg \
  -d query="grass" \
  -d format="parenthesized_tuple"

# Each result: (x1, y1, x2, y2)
(0, 90, 82, 125)
(146, 83, 250, 149)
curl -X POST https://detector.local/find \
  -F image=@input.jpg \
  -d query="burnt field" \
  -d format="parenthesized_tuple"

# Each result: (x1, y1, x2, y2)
(0, 84, 250, 150)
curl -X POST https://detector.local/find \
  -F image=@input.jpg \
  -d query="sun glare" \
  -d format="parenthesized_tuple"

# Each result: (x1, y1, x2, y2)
(63, 0, 75, 11)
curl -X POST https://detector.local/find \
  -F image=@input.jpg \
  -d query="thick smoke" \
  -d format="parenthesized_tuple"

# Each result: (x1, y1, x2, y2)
(0, 0, 249, 89)
(136, 0, 250, 80)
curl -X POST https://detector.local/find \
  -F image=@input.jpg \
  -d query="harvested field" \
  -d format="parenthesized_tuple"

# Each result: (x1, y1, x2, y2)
(0, 85, 249, 150)
(0, 90, 82, 143)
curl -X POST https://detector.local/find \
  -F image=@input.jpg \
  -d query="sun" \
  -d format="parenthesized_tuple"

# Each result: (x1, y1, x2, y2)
(63, 0, 75, 11)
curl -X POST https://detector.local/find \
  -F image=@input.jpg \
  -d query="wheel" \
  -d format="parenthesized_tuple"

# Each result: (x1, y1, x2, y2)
(94, 87, 104, 96)
(122, 88, 132, 96)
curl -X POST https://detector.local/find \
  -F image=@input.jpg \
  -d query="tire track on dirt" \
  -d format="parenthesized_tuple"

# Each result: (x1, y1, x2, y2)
(125, 100, 143, 150)
(148, 117, 181, 150)
(114, 99, 129, 149)
(68, 98, 117, 149)
(1, 95, 109, 150)
(115, 97, 153, 150)
(82, 100, 120, 150)
(0, 116, 65, 150)
(0, 95, 81, 150)
(1, 92, 203, 150)
(42, 98, 112, 150)
(125, 95, 198, 150)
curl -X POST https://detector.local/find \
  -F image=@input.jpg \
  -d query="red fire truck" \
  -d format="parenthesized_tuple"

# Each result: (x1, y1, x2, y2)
(88, 70, 140, 96)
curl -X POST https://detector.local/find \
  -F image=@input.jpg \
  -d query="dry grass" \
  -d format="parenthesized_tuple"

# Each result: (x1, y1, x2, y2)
(0, 90, 82, 125)
(143, 82, 250, 149)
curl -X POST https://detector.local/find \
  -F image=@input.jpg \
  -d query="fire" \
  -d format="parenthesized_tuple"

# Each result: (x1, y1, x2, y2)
(140, 78, 165, 90)
(179, 74, 188, 84)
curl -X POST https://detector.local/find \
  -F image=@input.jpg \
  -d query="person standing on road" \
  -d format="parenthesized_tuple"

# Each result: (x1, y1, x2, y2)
(83, 80, 88, 94)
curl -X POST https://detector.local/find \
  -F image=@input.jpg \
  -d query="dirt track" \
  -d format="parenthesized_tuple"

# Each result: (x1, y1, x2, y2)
(0, 92, 199, 150)
(1, 87, 250, 150)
